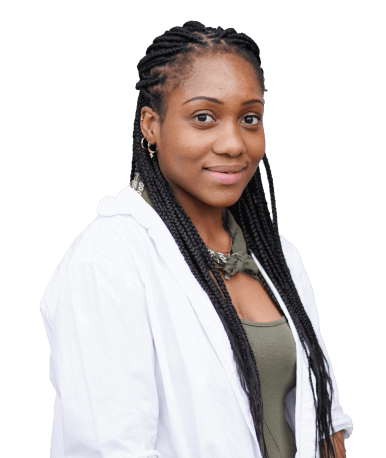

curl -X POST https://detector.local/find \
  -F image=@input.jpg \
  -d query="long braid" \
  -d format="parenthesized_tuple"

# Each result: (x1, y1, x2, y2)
(262, 154, 335, 451)
(132, 21, 336, 458)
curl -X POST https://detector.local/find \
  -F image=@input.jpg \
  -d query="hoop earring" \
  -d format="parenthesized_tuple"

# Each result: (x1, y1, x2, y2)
(147, 142, 158, 159)
(141, 137, 157, 159)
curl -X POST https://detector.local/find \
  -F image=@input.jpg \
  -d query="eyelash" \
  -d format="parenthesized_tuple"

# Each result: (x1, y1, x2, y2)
(194, 113, 261, 125)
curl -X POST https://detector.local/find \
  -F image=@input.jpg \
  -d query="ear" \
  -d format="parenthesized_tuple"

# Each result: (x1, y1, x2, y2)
(141, 106, 160, 145)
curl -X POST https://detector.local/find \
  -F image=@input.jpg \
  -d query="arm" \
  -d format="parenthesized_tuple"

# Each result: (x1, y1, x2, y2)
(321, 430, 346, 457)
(40, 254, 160, 457)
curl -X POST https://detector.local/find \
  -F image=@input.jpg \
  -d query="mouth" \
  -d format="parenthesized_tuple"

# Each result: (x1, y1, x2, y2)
(205, 167, 245, 185)
(206, 166, 245, 173)
(208, 171, 241, 174)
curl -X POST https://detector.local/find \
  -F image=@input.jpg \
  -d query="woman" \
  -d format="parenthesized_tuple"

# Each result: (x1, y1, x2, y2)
(40, 21, 353, 458)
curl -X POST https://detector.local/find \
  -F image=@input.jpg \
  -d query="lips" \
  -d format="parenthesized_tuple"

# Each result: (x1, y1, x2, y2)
(206, 168, 245, 184)
(209, 170, 241, 174)
(206, 165, 245, 173)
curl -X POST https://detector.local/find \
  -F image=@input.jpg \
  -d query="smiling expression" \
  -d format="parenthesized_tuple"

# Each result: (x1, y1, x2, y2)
(141, 52, 265, 211)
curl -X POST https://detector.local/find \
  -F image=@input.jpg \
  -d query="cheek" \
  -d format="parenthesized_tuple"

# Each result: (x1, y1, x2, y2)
(159, 129, 209, 167)
(247, 131, 265, 160)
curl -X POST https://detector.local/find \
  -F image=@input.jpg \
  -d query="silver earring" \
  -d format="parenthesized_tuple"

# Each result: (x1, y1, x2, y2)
(141, 136, 157, 159)
(141, 116, 158, 159)
(147, 143, 158, 159)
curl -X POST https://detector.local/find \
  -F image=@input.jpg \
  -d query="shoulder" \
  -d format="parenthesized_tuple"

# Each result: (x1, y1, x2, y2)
(40, 215, 147, 309)
(63, 214, 148, 272)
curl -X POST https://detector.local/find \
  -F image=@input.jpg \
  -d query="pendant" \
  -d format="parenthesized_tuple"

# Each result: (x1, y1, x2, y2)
(225, 273, 230, 280)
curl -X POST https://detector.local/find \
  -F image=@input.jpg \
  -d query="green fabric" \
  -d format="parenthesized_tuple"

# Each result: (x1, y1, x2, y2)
(241, 316, 297, 458)
(130, 172, 297, 457)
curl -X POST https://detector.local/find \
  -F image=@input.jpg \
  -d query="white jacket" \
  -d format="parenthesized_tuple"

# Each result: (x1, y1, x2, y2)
(40, 185, 353, 458)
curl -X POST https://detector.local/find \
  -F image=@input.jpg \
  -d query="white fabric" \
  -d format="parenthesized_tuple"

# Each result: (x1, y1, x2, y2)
(40, 185, 353, 458)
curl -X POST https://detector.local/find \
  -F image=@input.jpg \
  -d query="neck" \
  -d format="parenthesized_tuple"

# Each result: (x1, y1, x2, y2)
(179, 196, 232, 253)
(194, 208, 231, 253)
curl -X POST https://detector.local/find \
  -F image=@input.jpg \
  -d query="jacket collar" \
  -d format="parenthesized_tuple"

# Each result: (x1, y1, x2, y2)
(97, 185, 186, 267)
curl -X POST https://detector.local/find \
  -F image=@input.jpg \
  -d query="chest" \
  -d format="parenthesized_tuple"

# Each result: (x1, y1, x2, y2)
(216, 269, 283, 322)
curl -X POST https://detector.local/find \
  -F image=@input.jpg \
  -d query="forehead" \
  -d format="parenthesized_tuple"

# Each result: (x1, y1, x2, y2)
(172, 52, 263, 101)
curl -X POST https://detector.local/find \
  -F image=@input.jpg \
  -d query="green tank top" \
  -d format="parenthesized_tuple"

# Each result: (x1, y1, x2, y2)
(241, 316, 297, 458)
(130, 174, 297, 456)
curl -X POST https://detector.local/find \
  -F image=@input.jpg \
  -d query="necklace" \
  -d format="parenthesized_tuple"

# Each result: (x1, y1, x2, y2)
(207, 234, 232, 255)
(206, 237, 234, 280)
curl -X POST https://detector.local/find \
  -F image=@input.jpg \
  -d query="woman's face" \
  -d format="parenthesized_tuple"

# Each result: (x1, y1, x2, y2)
(142, 52, 265, 210)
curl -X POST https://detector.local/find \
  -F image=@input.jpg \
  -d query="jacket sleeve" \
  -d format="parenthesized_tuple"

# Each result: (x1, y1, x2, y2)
(280, 236, 353, 440)
(40, 227, 161, 457)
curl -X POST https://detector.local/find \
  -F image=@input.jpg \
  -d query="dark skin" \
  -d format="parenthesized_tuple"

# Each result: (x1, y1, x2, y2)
(141, 52, 345, 457)
(142, 54, 264, 249)
(321, 432, 346, 458)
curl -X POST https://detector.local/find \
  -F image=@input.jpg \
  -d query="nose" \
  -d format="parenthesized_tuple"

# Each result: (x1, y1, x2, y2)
(212, 121, 246, 157)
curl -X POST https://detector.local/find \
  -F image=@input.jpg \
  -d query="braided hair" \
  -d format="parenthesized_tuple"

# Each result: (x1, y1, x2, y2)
(131, 21, 337, 458)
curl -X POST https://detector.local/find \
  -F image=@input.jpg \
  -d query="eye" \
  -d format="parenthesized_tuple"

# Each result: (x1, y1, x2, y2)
(194, 113, 261, 126)
(242, 114, 261, 125)
(195, 113, 214, 123)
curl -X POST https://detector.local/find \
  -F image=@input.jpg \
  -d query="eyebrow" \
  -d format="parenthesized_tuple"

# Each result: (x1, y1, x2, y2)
(182, 96, 265, 106)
